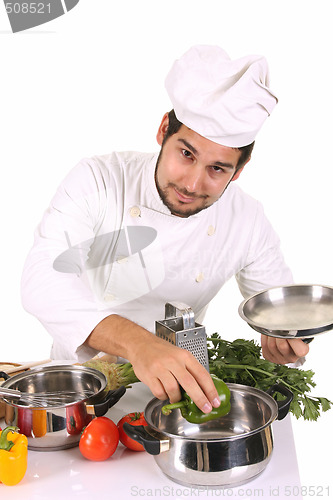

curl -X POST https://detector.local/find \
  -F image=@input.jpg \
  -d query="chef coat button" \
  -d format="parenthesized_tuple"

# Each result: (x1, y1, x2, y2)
(207, 225, 215, 236)
(130, 206, 141, 217)
(117, 256, 128, 264)
(195, 273, 204, 283)
(104, 294, 116, 302)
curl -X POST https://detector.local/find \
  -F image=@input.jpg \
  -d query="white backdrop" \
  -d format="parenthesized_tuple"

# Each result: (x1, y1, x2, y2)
(1, 1, 332, 497)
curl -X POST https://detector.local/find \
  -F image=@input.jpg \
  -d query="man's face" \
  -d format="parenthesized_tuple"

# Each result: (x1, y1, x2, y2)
(155, 114, 246, 217)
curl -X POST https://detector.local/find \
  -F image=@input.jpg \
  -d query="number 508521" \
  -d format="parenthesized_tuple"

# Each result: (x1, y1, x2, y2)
(5, 3, 51, 14)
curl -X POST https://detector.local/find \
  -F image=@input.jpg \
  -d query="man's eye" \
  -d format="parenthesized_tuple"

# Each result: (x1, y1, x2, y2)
(211, 165, 223, 173)
(182, 149, 192, 158)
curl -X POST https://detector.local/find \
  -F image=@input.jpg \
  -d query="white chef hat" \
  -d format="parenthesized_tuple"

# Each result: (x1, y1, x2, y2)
(165, 45, 278, 148)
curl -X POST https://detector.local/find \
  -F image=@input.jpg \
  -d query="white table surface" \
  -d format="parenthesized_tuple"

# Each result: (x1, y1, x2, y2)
(1, 374, 303, 500)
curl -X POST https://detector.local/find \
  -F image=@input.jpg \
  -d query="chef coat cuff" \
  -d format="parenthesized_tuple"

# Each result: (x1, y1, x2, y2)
(287, 356, 306, 368)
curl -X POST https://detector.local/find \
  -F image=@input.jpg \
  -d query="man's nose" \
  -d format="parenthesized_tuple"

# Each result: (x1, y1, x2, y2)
(184, 166, 204, 193)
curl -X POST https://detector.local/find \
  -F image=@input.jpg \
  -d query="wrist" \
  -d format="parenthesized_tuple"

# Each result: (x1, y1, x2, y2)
(85, 314, 154, 362)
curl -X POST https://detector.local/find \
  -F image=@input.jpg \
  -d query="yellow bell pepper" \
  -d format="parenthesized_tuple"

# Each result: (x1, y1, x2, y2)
(0, 426, 28, 486)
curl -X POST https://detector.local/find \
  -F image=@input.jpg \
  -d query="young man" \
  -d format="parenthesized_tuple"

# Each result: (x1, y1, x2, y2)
(21, 46, 309, 414)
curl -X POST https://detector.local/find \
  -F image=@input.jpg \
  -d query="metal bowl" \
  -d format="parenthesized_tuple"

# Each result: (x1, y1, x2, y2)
(239, 284, 333, 339)
(1, 365, 125, 450)
(1, 365, 107, 406)
(124, 384, 293, 488)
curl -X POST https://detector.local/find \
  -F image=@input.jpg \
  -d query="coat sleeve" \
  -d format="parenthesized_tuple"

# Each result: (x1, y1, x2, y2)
(235, 203, 294, 298)
(21, 157, 119, 361)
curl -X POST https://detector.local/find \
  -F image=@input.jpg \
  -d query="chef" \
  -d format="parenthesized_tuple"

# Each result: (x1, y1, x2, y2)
(21, 45, 309, 415)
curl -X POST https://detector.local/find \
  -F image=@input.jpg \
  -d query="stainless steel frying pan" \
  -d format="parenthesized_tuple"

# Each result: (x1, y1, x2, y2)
(238, 284, 333, 340)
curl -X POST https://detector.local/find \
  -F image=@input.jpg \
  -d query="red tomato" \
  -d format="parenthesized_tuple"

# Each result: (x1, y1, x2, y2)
(117, 412, 148, 451)
(79, 416, 119, 461)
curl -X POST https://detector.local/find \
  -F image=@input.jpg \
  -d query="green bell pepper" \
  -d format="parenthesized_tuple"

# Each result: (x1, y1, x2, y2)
(161, 374, 231, 424)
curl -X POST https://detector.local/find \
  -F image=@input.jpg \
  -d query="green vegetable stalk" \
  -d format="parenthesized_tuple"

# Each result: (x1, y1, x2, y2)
(207, 334, 332, 421)
(82, 360, 140, 389)
(161, 374, 231, 423)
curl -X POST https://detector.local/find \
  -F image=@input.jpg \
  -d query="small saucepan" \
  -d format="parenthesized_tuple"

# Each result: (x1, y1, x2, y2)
(0, 365, 125, 451)
(124, 383, 293, 488)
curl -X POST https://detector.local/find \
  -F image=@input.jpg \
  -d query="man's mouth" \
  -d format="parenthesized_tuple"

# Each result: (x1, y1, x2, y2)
(173, 187, 202, 204)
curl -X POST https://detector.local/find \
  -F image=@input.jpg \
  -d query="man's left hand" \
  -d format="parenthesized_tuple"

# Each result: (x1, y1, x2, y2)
(261, 334, 309, 364)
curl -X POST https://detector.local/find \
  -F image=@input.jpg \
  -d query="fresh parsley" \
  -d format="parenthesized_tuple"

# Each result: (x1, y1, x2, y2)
(207, 334, 332, 421)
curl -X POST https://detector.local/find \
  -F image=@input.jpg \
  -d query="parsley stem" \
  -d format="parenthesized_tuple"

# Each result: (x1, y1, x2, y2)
(212, 362, 299, 393)
(245, 368, 257, 384)
(219, 363, 272, 376)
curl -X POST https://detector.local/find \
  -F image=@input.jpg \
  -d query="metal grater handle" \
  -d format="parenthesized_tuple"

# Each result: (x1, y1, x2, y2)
(165, 302, 195, 330)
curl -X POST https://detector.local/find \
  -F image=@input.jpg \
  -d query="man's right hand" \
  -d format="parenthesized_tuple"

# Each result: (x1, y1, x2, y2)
(84, 314, 220, 414)
(130, 333, 221, 413)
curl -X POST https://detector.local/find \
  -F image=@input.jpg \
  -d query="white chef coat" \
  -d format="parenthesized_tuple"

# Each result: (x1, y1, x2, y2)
(21, 151, 293, 362)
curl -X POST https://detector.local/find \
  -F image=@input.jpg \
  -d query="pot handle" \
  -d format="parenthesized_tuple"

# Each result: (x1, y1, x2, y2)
(267, 384, 294, 420)
(122, 423, 165, 455)
(0, 372, 10, 381)
(93, 386, 126, 417)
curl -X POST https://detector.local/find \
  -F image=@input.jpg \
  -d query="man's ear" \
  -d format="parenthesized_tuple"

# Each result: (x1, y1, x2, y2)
(232, 167, 244, 181)
(156, 113, 170, 146)
(231, 157, 251, 181)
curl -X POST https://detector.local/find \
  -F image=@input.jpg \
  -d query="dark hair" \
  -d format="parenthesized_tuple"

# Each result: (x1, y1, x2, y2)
(164, 109, 254, 171)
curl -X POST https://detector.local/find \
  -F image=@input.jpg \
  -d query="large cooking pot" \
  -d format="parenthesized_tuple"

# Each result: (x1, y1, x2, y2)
(0, 365, 125, 451)
(124, 383, 293, 488)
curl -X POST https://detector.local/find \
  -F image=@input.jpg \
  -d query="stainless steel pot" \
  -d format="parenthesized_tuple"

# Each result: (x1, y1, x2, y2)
(124, 383, 293, 488)
(0, 365, 125, 451)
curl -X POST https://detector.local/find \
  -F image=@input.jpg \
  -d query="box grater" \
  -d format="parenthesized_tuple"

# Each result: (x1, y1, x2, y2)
(155, 302, 209, 371)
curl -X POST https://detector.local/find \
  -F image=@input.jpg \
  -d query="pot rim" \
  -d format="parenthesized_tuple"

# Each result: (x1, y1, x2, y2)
(1, 364, 107, 409)
(144, 382, 279, 442)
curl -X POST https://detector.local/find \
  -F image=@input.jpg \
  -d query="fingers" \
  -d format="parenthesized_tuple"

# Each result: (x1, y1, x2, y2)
(147, 377, 169, 402)
(156, 350, 219, 413)
(289, 338, 310, 358)
(152, 371, 182, 403)
(131, 339, 219, 413)
(184, 356, 221, 411)
(261, 335, 310, 364)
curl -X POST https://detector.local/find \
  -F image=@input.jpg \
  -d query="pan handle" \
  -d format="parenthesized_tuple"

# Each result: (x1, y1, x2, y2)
(122, 423, 170, 455)
(92, 386, 126, 417)
(267, 384, 294, 420)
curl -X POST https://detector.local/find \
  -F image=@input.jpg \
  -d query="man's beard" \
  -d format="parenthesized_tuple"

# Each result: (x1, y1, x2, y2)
(156, 180, 210, 217)
(154, 151, 230, 217)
